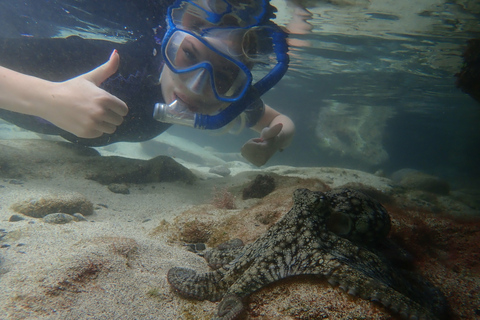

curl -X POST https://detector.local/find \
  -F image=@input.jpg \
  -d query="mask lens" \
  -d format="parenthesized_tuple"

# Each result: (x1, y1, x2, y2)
(164, 30, 250, 100)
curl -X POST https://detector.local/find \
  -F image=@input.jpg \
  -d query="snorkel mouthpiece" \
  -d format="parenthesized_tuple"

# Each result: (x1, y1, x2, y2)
(153, 88, 260, 130)
(153, 100, 196, 127)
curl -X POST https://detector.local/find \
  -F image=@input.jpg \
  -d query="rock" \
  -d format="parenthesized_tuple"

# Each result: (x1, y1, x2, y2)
(315, 102, 394, 167)
(43, 213, 74, 224)
(10, 192, 94, 218)
(85, 155, 196, 185)
(209, 165, 231, 177)
(391, 168, 418, 182)
(451, 189, 480, 210)
(0, 139, 100, 179)
(184, 243, 207, 253)
(178, 219, 214, 244)
(108, 183, 130, 194)
(392, 169, 450, 195)
(8, 215, 25, 222)
(243, 174, 276, 200)
(72, 213, 88, 222)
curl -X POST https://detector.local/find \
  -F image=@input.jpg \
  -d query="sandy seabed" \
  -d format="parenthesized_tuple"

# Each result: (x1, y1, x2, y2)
(0, 133, 478, 320)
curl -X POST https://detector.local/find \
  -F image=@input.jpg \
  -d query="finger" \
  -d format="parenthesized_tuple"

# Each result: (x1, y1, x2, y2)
(96, 121, 118, 135)
(261, 123, 283, 140)
(105, 94, 129, 117)
(100, 108, 125, 126)
(82, 49, 120, 86)
(78, 129, 104, 139)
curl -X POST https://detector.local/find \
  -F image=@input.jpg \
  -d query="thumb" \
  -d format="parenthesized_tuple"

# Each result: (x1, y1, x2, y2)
(261, 123, 283, 140)
(81, 49, 120, 86)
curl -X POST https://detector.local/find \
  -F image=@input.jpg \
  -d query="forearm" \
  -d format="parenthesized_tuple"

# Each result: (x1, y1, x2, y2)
(267, 113, 295, 150)
(0, 66, 54, 119)
(242, 104, 295, 166)
(252, 103, 295, 150)
(1, 51, 128, 139)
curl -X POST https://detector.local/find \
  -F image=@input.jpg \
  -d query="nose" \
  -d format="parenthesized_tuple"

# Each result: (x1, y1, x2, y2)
(185, 68, 212, 95)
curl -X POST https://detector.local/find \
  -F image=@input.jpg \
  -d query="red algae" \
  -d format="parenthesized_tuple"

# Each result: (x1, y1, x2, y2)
(385, 200, 480, 320)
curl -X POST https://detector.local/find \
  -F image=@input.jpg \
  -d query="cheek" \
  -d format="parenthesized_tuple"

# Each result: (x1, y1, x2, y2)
(159, 68, 175, 104)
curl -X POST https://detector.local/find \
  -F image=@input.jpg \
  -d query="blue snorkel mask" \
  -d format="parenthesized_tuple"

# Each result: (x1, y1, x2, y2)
(153, 0, 289, 130)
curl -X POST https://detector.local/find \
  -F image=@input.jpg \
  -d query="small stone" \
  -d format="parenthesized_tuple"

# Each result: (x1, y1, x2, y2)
(209, 166, 231, 177)
(184, 243, 207, 253)
(8, 179, 23, 185)
(43, 213, 74, 224)
(9, 214, 25, 222)
(72, 213, 88, 222)
(108, 183, 130, 194)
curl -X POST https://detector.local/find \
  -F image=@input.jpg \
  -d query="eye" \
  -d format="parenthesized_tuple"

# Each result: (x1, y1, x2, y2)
(182, 48, 198, 64)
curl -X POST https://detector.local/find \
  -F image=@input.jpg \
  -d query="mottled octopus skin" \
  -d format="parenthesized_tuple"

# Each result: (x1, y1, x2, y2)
(167, 188, 447, 320)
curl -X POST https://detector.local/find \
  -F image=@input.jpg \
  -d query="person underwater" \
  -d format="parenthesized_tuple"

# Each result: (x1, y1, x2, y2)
(0, 0, 295, 166)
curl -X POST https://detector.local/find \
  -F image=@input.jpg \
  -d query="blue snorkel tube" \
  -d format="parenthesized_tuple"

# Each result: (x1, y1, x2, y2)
(153, 0, 289, 130)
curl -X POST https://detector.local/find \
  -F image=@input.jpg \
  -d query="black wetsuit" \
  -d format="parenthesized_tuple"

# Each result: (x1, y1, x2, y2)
(0, 0, 172, 146)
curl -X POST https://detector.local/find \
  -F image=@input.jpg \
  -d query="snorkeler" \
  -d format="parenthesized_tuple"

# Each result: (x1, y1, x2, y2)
(0, 0, 295, 167)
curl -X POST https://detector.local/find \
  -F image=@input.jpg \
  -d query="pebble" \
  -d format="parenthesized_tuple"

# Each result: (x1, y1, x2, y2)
(209, 165, 231, 177)
(9, 214, 25, 222)
(8, 179, 24, 185)
(72, 213, 88, 222)
(43, 213, 74, 224)
(184, 243, 207, 253)
(108, 183, 130, 194)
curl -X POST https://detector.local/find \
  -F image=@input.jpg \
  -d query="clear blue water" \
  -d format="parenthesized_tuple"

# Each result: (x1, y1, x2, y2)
(178, 0, 480, 188)
(1, 0, 479, 188)
(265, 0, 480, 188)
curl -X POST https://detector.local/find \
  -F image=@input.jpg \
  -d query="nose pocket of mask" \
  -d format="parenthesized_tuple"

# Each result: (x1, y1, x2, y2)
(184, 68, 211, 94)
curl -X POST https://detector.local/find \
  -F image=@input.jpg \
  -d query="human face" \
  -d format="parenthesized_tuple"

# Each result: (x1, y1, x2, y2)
(160, 33, 242, 115)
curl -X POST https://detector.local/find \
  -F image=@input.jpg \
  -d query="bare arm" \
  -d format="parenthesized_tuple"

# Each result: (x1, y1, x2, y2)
(251, 104, 295, 150)
(0, 50, 128, 138)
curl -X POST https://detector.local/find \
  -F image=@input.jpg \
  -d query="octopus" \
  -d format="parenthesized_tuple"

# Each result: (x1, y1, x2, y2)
(167, 188, 448, 320)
